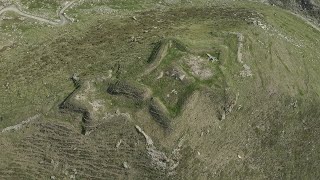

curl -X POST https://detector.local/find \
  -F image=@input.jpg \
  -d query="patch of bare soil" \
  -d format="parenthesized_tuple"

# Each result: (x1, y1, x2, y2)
(185, 55, 213, 80)
(89, 100, 104, 112)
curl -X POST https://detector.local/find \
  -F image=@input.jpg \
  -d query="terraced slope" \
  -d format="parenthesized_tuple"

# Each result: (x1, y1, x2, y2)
(0, 1, 320, 179)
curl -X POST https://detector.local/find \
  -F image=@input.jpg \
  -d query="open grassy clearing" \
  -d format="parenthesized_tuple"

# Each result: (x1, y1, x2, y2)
(0, 0, 320, 179)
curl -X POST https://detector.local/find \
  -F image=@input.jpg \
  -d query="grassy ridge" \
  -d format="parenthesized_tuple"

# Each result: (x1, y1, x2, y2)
(0, 1, 320, 179)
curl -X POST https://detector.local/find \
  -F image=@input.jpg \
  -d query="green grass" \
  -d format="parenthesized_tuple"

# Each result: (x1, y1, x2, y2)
(1, 1, 320, 179)
(20, 0, 60, 10)
(74, 0, 159, 11)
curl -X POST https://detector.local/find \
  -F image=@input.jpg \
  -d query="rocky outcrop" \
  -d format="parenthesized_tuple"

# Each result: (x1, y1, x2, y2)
(269, 0, 320, 22)
(135, 125, 183, 176)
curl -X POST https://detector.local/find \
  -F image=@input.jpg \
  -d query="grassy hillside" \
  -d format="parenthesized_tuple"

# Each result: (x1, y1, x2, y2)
(0, 0, 319, 179)
(269, 0, 320, 23)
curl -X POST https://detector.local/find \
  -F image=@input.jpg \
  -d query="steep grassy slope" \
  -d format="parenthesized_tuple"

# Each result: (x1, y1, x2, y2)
(0, 1, 320, 179)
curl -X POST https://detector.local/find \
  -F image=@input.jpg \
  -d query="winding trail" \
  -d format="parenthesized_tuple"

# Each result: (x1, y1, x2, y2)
(0, 1, 75, 26)
(1, 114, 41, 133)
(291, 12, 320, 33)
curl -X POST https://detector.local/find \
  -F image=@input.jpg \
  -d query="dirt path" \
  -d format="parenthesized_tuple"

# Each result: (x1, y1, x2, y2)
(291, 12, 320, 33)
(229, 32, 244, 64)
(1, 114, 40, 133)
(0, 1, 75, 26)
(229, 32, 253, 77)
(236, 33, 244, 64)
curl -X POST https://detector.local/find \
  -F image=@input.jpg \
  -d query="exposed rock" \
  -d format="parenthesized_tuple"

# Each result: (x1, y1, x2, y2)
(240, 64, 253, 77)
(156, 71, 164, 80)
(269, 0, 320, 23)
(116, 139, 123, 148)
(123, 162, 130, 169)
(290, 100, 298, 108)
(230, 32, 244, 64)
(206, 53, 218, 62)
(220, 111, 226, 121)
(147, 147, 169, 170)
(135, 125, 154, 146)
(135, 125, 183, 175)
(171, 89, 178, 95)
(71, 73, 80, 86)
(166, 68, 187, 81)
(89, 100, 104, 112)
(179, 74, 186, 81)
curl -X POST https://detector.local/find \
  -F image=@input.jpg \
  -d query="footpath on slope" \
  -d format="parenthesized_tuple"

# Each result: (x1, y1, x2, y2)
(0, 1, 75, 25)
(291, 12, 320, 33)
